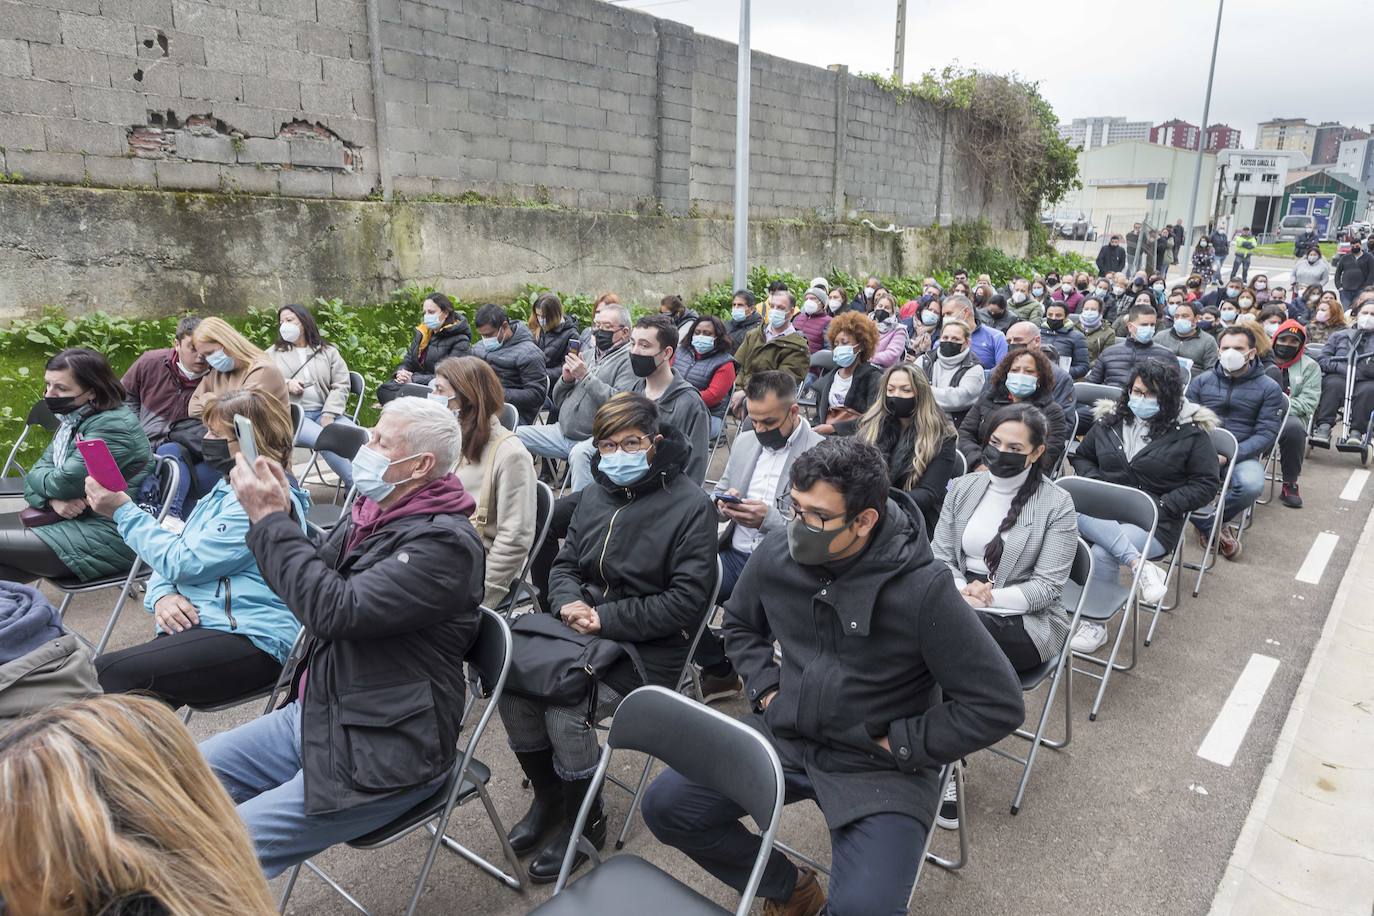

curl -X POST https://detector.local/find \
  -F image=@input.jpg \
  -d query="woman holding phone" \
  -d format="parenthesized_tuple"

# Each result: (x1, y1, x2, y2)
(267, 303, 357, 488)
(84, 388, 307, 710)
(0, 348, 152, 584)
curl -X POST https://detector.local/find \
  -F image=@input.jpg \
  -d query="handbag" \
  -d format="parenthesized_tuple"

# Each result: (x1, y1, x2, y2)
(166, 417, 209, 461)
(505, 612, 644, 725)
(18, 507, 63, 528)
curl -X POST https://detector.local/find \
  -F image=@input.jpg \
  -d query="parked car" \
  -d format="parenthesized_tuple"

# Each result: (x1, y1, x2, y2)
(1041, 211, 1097, 240)
(1276, 214, 1316, 244)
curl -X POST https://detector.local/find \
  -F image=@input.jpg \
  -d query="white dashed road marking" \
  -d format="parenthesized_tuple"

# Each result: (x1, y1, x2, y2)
(1295, 532, 1339, 584)
(1339, 469, 1369, 502)
(1197, 653, 1281, 767)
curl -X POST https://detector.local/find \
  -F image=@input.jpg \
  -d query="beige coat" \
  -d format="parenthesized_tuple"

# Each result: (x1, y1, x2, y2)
(188, 356, 289, 418)
(454, 424, 537, 607)
(267, 344, 352, 417)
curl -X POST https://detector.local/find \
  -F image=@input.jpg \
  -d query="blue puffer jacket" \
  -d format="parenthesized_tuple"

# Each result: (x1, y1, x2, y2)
(111, 479, 309, 662)
(1185, 361, 1285, 464)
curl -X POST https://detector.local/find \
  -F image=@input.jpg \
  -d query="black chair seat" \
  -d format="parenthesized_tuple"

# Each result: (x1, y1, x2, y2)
(0, 478, 25, 497)
(50, 569, 145, 592)
(1018, 656, 1058, 691)
(528, 855, 730, 915)
(306, 503, 345, 530)
(349, 758, 492, 848)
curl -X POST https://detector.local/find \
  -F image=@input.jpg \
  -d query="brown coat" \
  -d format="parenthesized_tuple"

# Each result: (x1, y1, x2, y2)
(188, 356, 289, 418)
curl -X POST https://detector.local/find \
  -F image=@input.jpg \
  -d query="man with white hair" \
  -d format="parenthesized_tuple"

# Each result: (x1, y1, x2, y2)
(202, 397, 485, 877)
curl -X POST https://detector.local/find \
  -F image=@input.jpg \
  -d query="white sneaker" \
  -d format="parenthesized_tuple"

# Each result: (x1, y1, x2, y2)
(936, 770, 960, 830)
(1134, 560, 1167, 605)
(159, 516, 186, 535)
(1071, 621, 1108, 654)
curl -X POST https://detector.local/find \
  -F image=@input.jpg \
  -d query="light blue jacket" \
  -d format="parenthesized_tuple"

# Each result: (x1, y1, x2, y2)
(112, 480, 309, 663)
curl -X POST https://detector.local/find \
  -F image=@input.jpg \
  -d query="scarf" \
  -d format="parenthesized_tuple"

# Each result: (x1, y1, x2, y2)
(51, 405, 93, 466)
(415, 319, 460, 366)
(345, 473, 476, 556)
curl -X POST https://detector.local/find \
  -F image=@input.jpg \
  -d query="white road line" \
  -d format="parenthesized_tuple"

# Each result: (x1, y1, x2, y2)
(1197, 654, 1281, 767)
(1296, 532, 1340, 584)
(1340, 469, 1369, 502)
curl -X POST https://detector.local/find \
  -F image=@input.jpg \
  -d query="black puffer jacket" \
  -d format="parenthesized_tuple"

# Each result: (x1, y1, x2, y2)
(481, 322, 549, 423)
(1070, 399, 1221, 551)
(396, 318, 473, 386)
(535, 318, 580, 386)
(548, 425, 717, 691)
(957, 388, 1066, 473)
(1085, 338, 1178, 387)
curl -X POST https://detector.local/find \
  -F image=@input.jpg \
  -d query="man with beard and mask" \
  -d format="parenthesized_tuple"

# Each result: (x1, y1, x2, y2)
(85, 387, 308, 711)
(641, 436, 1023, 916)
(919, 319, 985, 426)
(943, 293, 1007, 370)
(731, 290, 811, 415)
(516, 300, 636, 490)
(473, 303, 552, 425)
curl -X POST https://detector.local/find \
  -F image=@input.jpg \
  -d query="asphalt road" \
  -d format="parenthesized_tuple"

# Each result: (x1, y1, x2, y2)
(15, 437, 1370, 916)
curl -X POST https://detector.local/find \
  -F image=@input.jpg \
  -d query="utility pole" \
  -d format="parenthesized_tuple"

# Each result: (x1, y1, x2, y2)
(1184, 0, 1225, 246)
(893, 0, 907, 82)
(732, 0, 751, 293)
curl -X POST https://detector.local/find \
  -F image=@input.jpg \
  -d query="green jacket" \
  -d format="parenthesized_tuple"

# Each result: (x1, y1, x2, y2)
(1234, 233, 1258, 256)
(25, 406, 153, 582)
(733, 326, 811, 389)
(1082, 325, 1117, 362)
(1010, 297, 1044, 324)
(1282, 355, 1320, 423)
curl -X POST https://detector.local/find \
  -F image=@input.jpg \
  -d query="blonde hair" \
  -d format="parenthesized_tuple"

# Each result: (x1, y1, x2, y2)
(0, 695, 275, 916)
(202, 387, 295, 468)
(192, 316, 266, 370)
(856, 364, 955, 488)
(1236, 316, 1271, 359)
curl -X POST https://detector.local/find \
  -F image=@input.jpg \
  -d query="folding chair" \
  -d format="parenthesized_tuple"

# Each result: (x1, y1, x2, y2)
(1056, 476, 1159, 721)
(1072, 381, 1123, 409)
(181, 627, 307, 726)
(396, 382, 435, 399)
(289, 403, 305, 440)
(704, 412, 732, 488)
(0, 399, 59, 497)
(1052, 409, 1079, 479)
(797, 350, 834, 413)
(530, 685, 786, 916)
(1184, 428, 1238, 599)
(302, 422, 369, 530)
(951, 447, 968, 478)
(492, 481, 554, 617)
(1251, 393, 1291, 510)
(278, 607, 525, 914)
(52, 455, 181, 655)
(987, 538, 1092, 814)
(345, 371, 367, 422)
(499, 402, 520, 431)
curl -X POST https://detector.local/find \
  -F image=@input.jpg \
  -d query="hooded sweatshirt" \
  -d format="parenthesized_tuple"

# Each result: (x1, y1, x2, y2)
(346, 473, 476, 556)
(1271, 320, 1321, 424)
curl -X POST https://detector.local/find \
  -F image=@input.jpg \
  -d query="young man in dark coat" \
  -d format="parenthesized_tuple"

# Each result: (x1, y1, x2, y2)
(473, 303, 552, 424)
(641, 437, 1024, 915)
(202, 397, 484, 877)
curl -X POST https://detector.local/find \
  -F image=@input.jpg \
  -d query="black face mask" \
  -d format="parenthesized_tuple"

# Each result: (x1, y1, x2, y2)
(1076, 282, 1089, 291)
(1045, 318, 1065, 331)
(938, 341, 964, 358)
(755, 421, 791, 451)
(982, 444, 1031, 478)
(202, 437, 237, 478)
(44, 395, 82, 415)
(629, 352, 660, 378)
(594, 329, 617, 352)
(885, 395, 916, 418)
(872, 309, 891, 323)
(1273, 343, 1300, 362)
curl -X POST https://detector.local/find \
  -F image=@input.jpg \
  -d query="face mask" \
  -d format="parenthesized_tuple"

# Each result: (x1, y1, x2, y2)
(594, 328, 617, 352)
(1045, 317, 1065, 331)
(1220, 309, 1238, 323)
(352, 444, 422, 503)
(1264, 322, 1280, 337)
(786, 515, 854, 566)
(1308, 254, 1319, 263)
(1254, 281, 1267, 290)
(1166, 304, 1178, 316)
(731, 306, 747, 322)
(1134, 325, 1155, 343)
(280, 322, 301, 343)
(426, 392, 451, 407)
(205, 349, 236, 373)
(1129, 395, 1160, 419)
(864, 288, 875, 299)
(599, 449, 650, 486)
(872, 309, 891, 324)
(755, 419, 791, 450)
(630, 351, 662, 378)
(1005, 372, 1038, 397)
(1112, 285, 1125, 296)
(828, 298, 844, 312)
(921, 311, 939, 326)
(1238, 298, 1254, 309)
(176, 358, 204, 380)
(1198, 318, 1214, 330)
(886, 395, 916, 418)
(1077, 282, 1089, 291)
(480, 335, 502, 353)
(938, 340, 964, 358)
(768, 309, 787, 329)
(1225, 288, 1240, 299)
(1273, 343, 1300, 362)
(1032, 286, 1044, 297)
(802, 300, 820, 315)
(44, 395, 83, 415)
(1080, 311, 1102, 328)
(423, 312, 443, 330)
(1316, 309, 1329, 322)
(982, 444, 1030, 478)
(1359, 315, 1374, 332)
(538, 316, 551, 329)
(1153, 283, 1165, 293)
(832, 344, 857, 368)
(691, 335, 715, 354)
(1173, 318, 1194, 336)
(201, 436, 237, 478)
(1218, 349, 1249, 373)
(1012, 291, 1027, 304)
(1061, 283, 1074, 293)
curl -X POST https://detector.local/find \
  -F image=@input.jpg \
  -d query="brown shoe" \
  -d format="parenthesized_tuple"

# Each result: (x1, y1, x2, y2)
(1217, 525, 1242, 561)
(762, 864, 827, 916)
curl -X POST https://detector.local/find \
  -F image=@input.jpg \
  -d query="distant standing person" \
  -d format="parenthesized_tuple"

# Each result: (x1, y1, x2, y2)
(1172, 219, 1186, 263)
(1334, 239, 1373, 310)
(1292, 246, 1331, 295)
(1209, 226, 1230, 277)
(1096, 234, 1126, 276)
(1231, 227, 1258, 282)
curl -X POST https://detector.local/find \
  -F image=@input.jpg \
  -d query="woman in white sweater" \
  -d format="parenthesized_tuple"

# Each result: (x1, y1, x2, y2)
(267, 305, 357, 487)
(434, 356, 538, 608)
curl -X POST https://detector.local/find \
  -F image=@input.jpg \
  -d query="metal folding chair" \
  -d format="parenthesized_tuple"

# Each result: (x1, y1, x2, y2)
(987, 538, 1092, 814)
(0, 399, 59, 497)
(278, 607, 524, 914)
(302, 422, 370, 530)
(289, 403, 305, 439)
(345, 371, 367, 422)
(1056, 476, 1159, 721)
(1072, 381, 1123, 409)
(493, 481, 554, 617)
(1183, 428, 1239, 599)
(396, 382, 435, 399)
(181, 628, 307, 725)
(797, 350, 834, 412)
(499, 402, 520, 431)
(530, 686, 786, 916)
(1250, 393, 1291, 510)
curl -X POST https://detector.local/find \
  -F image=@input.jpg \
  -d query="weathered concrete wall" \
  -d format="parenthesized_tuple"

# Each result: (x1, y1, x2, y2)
(0, 185, 1026, 318)
(0, 0, 1022, 226)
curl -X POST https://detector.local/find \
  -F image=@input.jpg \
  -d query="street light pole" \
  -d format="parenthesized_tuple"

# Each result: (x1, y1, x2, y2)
(1184, 0, 1225, 245)
(893, 0, 907, 82)
(732, 0, 752, 292)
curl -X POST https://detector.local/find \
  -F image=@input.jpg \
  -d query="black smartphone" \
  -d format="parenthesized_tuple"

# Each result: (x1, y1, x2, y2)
(713, 492, 743, 504)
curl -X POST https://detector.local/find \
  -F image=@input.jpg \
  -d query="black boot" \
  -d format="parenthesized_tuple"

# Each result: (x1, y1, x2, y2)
(508, 750, 565, 856)
(528, 776, 606, 884)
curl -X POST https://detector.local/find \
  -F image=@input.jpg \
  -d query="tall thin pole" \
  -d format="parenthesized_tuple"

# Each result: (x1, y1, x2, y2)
(1184, 0, 1224, 244)
(893, 0, 907, 82)
(732, 0, 752, 292)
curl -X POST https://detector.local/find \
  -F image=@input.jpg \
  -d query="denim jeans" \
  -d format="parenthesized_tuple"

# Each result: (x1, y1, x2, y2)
(1193, 457, 1265, 531)
(150, 441, 222, 519)
(199, 701, 444, 877)
(515, 422, 580, 461)
(297, 409, 356, 488)
(1076, 513, 1164, 587)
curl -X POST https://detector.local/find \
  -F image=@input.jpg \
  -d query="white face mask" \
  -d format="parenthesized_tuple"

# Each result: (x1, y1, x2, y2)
(1359, 314, 1374, 332)
(280, 322, 301, 343)
(802, 300, 821, 315)
(1218, 348, 1249, 373)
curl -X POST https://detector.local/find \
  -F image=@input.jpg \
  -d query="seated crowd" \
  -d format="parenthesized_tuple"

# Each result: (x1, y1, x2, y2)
(0, 262, 1370, 915)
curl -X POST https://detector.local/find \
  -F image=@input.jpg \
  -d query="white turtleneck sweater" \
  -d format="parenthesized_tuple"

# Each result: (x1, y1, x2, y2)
(956, 467, 1031, 614)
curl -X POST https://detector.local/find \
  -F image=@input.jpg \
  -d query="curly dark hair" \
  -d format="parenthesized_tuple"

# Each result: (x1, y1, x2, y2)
(987, 346, 1055, 401)
(687, 314, 732, 358)
(1111, 359, 1184, 441)
(826, 310, 880, 362)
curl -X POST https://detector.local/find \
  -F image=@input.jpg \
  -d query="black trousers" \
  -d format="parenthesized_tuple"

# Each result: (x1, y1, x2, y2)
(1278, 414, 1308, 484)
(1314, 374, 1374, 432)
(976, 610, 1042, 673)
(0, 514, 75, 582)
(96, 627, 282, 709)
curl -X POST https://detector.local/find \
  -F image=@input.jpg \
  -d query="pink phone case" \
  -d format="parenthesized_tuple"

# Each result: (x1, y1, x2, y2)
(77, 439, 128, 492)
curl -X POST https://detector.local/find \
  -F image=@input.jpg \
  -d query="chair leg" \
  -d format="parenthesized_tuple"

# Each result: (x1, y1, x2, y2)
(1009, 664, 1067, 815)
(302, 861, 371, 915)
(615, 758, 654, 850)
(278, 863, 303, 913)
(434, 783, 526, 891)
(924, 763, 968, 871)
(1086, 605, 1133, 721)
(94, 571, 142, 655)
(404, 809, 457, 916)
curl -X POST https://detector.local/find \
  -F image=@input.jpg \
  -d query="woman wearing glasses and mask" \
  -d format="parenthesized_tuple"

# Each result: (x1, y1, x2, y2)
(498, 393, 717, 884)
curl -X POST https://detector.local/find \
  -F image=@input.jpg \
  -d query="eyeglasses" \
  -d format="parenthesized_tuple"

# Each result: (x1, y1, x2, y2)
(594, 435, 652, 456)
(775, 495, 847, 533)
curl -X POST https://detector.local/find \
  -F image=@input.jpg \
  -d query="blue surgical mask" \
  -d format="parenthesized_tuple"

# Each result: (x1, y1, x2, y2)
(768, 309, 787, 329)
(1134, 325, 1155, 343)
(1005, 371, 1038, 397)
(423, 312, 443, 329)
(921, 311, 939, 326)
(205, 349, 236, 373)
(1129, 395, 1160, 419)
(427, 392, 451, 408)
(731, 306, 747, 322)
(1220, 308, 1238, 323)
(1032, 286, 1044, 297)
(832, 344, 857, 368)
(691, 335, 715, 354)
(599, 449, 649, 486)
(1080, 311, 1102, 328)
(1153, 283, 1165, 292)
(481, 335, 502, 352)
(1166, 304, 1178, 316)
(1173, 318, 1194, 336)
(352, 444, 422, 503)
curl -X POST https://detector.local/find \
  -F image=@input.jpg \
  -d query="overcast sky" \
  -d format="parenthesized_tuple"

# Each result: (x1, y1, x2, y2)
(626, 0, 1361, 146)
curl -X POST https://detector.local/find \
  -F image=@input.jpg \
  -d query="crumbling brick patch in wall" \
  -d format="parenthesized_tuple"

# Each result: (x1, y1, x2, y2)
(126, 113, 360, 173)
